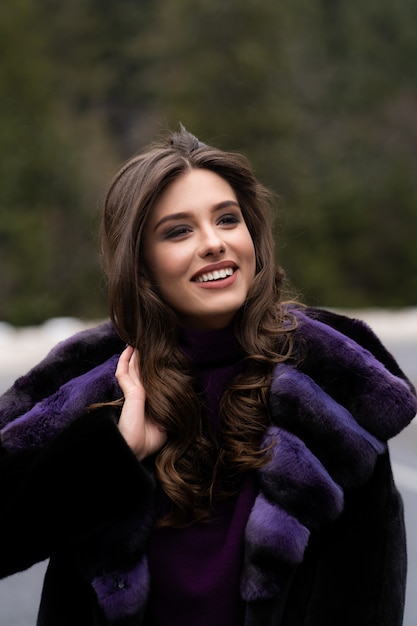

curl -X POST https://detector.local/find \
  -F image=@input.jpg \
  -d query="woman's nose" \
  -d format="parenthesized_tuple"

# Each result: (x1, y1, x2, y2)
(198, 227, 226, 257)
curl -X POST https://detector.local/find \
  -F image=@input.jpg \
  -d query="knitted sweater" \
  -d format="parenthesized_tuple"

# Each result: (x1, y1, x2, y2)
(147, 325, 257, 625)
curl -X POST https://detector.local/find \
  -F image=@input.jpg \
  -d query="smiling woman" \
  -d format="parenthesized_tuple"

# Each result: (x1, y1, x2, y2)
(143, 169, 256, 330)
(0, 126, 416, 626)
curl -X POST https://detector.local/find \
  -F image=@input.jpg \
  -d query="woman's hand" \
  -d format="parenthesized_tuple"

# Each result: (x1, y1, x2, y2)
(116, 346, 167, 461)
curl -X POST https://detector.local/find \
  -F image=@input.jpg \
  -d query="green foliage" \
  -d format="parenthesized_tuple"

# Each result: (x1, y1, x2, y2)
(1, 0, 417, 323)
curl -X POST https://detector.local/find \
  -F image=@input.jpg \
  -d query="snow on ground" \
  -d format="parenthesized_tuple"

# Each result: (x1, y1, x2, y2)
(0, 318, 100, 378)
(337, 307, 417, 342)
(0, 308, 416, 378)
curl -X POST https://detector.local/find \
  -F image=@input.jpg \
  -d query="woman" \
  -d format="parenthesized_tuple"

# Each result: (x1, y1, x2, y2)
(0, 126, 416, 626)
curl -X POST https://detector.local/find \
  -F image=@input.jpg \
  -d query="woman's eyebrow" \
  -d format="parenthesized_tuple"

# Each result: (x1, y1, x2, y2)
(153, 200, 240, 231)
(153, 212, 191, 232)
(213, 200, 240, 212)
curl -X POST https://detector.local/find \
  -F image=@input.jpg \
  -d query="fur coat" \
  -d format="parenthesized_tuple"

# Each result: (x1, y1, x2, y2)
(0, 306, 416, 626)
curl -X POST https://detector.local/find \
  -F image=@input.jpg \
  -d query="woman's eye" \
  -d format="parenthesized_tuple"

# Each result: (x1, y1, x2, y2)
(218, 214, 240, 226)
(165, 226, 191, 239)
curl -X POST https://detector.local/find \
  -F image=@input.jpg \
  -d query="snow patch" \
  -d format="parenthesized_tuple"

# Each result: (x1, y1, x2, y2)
(0, 318, 96, 377)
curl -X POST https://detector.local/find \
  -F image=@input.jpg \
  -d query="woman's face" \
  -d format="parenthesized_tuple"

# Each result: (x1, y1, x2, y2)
(143, 168, 256, 330)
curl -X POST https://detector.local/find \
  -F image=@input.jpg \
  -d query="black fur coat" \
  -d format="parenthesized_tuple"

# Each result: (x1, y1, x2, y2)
(0, 307, 416, 626)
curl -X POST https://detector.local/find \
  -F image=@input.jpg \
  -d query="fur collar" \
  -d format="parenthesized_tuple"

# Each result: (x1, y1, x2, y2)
(240, 308, 416, 605)
(0, 308, 416, 622)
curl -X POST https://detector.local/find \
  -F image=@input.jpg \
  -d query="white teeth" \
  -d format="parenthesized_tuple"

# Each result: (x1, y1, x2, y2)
(195, 267, 234, 282)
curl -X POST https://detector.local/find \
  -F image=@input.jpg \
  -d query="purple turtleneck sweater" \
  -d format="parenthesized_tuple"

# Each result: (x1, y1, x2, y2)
(146, 326, 258, 626)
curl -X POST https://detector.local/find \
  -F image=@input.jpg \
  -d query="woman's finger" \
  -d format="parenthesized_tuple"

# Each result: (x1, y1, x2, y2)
(115, 346, 136, 387)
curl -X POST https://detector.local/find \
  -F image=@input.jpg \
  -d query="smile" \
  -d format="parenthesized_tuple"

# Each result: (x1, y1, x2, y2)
(194, 268, 234, 283)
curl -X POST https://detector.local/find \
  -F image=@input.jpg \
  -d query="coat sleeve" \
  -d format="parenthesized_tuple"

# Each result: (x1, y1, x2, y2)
(0, 408, 155, 578)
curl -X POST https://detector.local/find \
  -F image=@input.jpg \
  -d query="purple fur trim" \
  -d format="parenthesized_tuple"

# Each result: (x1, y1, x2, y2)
(259, 425, 344, 529)
(1, 355, 120, 451)
(0, 321, 122, 429)
(241, 493, 310, 601)
(270, 364, 386, 489)
(293, 309, 417, 438)
(246, 493, 310, 560)
(91, 556, 149, 621)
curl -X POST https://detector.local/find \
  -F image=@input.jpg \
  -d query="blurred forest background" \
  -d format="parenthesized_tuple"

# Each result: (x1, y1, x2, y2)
(1, 0, 417, 325)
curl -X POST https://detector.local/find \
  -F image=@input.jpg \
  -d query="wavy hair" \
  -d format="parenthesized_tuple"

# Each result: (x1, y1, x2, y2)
(101, 126, 297, 526)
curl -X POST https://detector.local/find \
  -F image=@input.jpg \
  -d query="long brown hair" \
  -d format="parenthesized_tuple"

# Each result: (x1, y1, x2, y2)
(101, 126, 297, 526)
